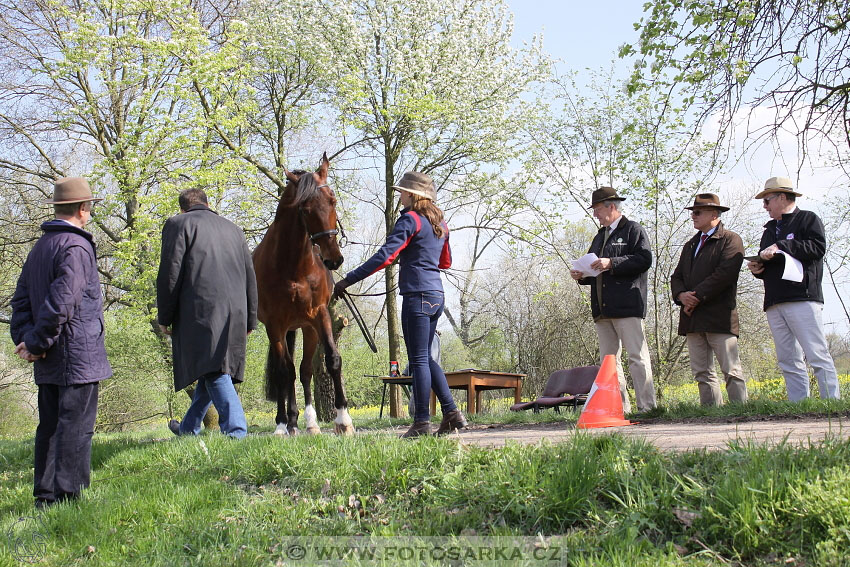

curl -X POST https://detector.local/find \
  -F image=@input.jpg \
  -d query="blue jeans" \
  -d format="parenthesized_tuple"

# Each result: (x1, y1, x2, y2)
(401, 291, 457, 421)
(179, 373, 247, 439)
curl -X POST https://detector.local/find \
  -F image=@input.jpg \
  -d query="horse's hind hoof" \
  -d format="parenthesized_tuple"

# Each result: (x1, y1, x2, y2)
(334, 423, 355, 436)
(273, 423, 289, 436)
(306, 426, 322, 435)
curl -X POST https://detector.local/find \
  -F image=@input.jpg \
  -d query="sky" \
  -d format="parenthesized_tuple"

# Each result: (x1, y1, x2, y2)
(505, 0, 849, 335)
(508, 0, 641, 73)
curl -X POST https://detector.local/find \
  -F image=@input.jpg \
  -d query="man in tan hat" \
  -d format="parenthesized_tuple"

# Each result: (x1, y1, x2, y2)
(10, 176, 111, 508)
(671, 193, 747, 405)
(747, 177, 840, 401)
(570, 187, 656, 413)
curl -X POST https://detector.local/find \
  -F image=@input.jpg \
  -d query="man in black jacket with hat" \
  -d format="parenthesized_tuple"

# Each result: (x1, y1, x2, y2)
(570, 187, 657, 413)
(11, 176, 112, 508)
(747, 176, 839, 401)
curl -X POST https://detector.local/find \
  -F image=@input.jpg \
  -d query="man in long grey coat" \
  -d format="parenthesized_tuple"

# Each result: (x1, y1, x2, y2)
(157, 188, 258, 438)
(671, 193, 747, 406)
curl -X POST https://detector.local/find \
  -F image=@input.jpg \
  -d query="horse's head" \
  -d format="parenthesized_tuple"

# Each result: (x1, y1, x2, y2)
(285, 153, 344, 271)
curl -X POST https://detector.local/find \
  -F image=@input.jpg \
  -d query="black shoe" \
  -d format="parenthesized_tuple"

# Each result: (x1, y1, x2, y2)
(435, 410, 467, 435)
(401, 421, 431, 438)
(168, 419, 181, 436)
(35, 498, 54, 510)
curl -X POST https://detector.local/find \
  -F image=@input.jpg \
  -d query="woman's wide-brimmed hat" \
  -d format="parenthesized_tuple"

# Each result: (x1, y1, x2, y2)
(684, 193, 729, 212)
(392, 171, 437, 201)
(45, 177, 103, 204)
(754, 176, 803, 199)
(588, 186, 625, 208)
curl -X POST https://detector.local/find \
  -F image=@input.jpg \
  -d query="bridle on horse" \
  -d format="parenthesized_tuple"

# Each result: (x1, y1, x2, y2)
(300, 184, 340, 243)
(296, 182, 376, 351)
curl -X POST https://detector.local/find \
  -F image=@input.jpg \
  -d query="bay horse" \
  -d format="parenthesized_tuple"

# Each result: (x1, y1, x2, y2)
(252, 153, 354, 436)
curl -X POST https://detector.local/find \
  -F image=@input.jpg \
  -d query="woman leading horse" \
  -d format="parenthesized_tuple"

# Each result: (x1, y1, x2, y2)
(334, 172, 466, 438)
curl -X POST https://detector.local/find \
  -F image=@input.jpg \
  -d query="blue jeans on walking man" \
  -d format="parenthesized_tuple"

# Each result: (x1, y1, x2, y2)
(178, 373, 247, 439)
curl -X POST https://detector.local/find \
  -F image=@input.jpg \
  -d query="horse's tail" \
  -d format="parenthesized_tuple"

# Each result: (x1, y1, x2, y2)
(265, 330, 296, 401)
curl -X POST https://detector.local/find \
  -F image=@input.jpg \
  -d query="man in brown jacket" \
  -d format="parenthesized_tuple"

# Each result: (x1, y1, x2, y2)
(671, 194, 747, 405)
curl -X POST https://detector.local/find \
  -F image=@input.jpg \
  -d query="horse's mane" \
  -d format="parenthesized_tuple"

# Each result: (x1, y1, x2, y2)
(285, 170, 322, 207)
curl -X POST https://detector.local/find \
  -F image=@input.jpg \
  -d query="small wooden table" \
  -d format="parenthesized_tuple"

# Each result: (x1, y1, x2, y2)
(430, 370, 525, 415)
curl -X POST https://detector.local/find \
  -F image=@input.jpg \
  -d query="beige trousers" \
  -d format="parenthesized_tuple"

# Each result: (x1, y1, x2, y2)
(595, 317, 657, 413)
(686, 332, 747, 406)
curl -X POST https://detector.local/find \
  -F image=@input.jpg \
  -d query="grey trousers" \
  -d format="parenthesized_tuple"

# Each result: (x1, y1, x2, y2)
(687, 332, 747, 405)
(765, 301, 840, 401)
(595, 317, 657, 413)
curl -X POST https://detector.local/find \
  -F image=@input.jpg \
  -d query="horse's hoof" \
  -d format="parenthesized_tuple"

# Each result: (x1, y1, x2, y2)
(273, 424, 289, 436)
(288, 427, 300, 436)
(306, 426, 322, 435)
(334, 423, 355, 436)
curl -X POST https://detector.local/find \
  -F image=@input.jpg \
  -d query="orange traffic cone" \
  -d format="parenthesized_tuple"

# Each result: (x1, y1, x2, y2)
(576, 354, 632, 429)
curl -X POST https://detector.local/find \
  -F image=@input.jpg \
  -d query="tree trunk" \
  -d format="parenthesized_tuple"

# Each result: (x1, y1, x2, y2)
(385, 263, 404, 417)
(382, 158, 404, 418)
(312, 305, 349, 422)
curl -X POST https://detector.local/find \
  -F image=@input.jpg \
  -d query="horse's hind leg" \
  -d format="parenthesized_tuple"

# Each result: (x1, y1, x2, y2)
(265, 338, 290, 436)
(300, 327, 321, 435)
(283, 330, 300, 435)
(318, 308, 354, 435)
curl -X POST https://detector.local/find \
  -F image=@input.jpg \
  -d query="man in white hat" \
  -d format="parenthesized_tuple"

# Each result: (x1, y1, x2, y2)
(747, 176, 840, 401)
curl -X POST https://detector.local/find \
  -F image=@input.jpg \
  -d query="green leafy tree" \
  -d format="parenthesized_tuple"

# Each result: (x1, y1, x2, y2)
(0, 0, 253, 428)
(623, 0, 850, 158)
(322, 0, 549, 373)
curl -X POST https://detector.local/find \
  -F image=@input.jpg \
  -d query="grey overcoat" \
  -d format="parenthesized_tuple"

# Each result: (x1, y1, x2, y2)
(156, 206, 258, 391)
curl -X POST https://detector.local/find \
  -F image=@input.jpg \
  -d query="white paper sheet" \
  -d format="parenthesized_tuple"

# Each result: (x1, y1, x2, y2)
(777, 250, 804, 282)
(572, 253, 603, 277)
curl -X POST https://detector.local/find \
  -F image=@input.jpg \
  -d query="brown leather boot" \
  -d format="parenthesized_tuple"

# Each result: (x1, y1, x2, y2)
(435, 409, 467, 435)
(401, 421, 431, 438)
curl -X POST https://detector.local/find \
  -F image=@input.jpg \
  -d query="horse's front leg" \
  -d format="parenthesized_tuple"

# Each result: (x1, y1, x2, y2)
(300, 327, 321, 435)
(317, 307, 354, 436)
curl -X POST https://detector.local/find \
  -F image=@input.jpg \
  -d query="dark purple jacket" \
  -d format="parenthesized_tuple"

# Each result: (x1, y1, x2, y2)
(345, 209, 451, 294)
(10, 220, 112, 386)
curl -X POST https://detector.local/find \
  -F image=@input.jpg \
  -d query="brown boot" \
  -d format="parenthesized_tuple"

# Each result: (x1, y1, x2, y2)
(435, 409, 467, 435)
(401, 421, 431, 438)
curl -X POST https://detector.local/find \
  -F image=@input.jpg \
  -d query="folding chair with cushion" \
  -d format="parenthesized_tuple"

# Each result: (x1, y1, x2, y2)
(509, 365, 600, 413)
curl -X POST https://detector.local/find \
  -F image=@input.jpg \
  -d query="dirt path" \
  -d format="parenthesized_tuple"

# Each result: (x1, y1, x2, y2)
(430, 417, 850, 451)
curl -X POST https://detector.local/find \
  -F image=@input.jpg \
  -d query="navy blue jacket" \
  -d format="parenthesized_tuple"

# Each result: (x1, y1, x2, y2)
(577, 216, 653, 319)
(753, 208, 826, 309)
(345, 209, 451, 294)
(10, 220, 112, 386)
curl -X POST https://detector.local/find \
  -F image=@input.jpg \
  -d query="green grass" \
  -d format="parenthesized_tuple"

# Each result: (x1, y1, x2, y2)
(3, 427, 850, 566)
(634, 397, 850, 422)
